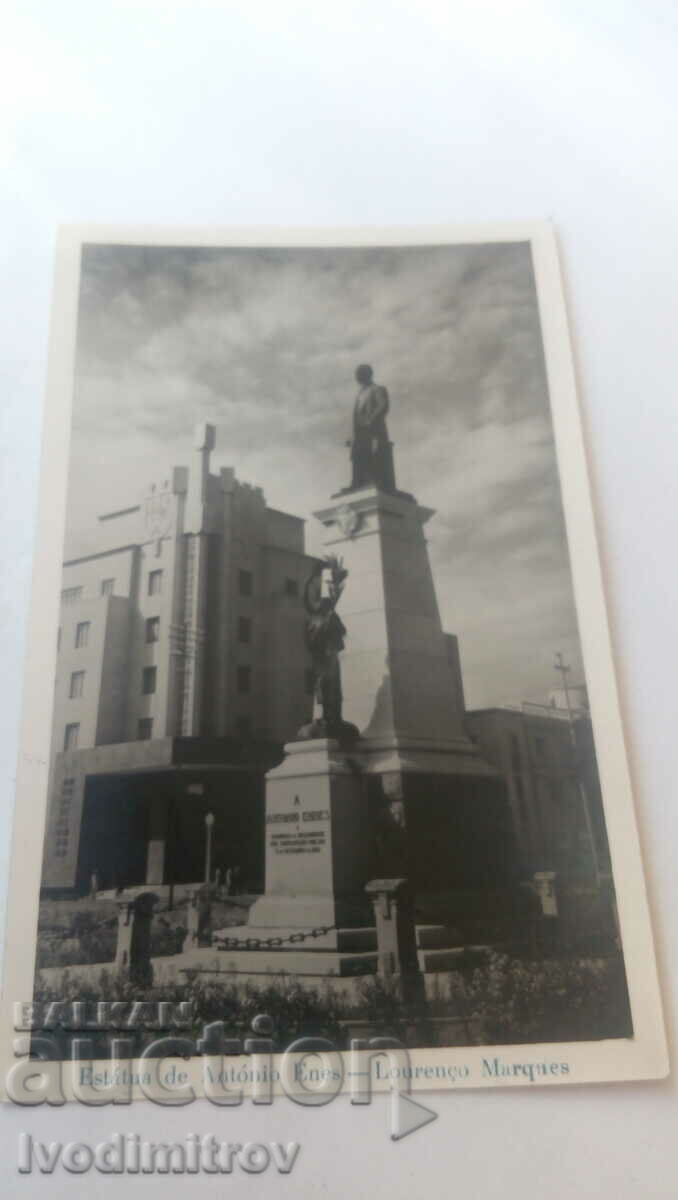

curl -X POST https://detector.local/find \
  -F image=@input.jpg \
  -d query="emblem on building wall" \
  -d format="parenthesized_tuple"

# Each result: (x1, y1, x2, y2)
(336, 504, 362, 537)
(144, 491, 173, 539)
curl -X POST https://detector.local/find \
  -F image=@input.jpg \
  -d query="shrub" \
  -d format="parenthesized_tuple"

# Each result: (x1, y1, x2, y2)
(448, 951, 632, 1044)
(30, 951, 632, 1055)
(32, 970, 345, 1053)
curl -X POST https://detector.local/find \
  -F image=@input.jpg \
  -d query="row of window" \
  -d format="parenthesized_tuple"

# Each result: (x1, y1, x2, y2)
(63, 712, 258, 750)
(66, 660, 313, 709)
(60, 569, 300, 611)
(61, 571, 162, 605)
(61, 659, 315, 751)
(238, 571, 292, 597)
(158, 567, 295, 601)
(141, 664, 255, 697)
(63, 634, 312, 710)
(61, 577, 118, 604)
(143, 664, 258, 696)
(59, 615, 162, 654)
(236, 571, 297, 598)
(62, 620, 310, 687)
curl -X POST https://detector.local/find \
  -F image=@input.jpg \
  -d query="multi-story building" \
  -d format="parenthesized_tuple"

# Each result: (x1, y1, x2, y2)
(44, 424, 318, 893)
(465, 700, 610, 888)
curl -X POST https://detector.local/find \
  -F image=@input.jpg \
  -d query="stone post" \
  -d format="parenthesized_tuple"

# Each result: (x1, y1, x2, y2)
(183, 885, 212, 951)
(115, 892, 157, 986)
(145, 796, 169, 885)
(533, 870, 559, 956)
(365, 878, 423, 1003)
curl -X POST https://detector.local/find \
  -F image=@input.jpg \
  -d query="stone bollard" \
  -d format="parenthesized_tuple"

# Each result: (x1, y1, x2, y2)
(365, 878, 423, 1004)
(533, 871, 559, 957)
(115, 892, 157, 986)
(183, 885, 212, 951)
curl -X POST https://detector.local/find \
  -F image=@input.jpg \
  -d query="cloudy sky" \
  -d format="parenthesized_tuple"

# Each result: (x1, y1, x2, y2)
(66, 240, 584, 709)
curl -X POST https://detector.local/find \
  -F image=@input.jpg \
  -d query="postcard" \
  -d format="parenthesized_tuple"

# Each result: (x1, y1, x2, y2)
(0, 224, 667, 1106)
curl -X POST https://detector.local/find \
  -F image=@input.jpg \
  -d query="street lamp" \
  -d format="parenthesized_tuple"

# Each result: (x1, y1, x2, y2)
(204, 811, 215, 886)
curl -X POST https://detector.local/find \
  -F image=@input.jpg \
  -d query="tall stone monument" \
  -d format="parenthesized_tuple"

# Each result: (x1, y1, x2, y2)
(215, 367, 512, 974)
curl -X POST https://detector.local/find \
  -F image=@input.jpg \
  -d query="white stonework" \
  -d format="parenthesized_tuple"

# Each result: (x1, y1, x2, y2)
(313, 487, 490, 777)
(244, 739, 370, 931)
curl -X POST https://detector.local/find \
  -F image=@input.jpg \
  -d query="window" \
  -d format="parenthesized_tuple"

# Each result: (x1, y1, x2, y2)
(534, 736, 547, 762)
(145, 616, 160, 643)
(142, 666, 157, 695)
(284, 577, 299, 597)
(137, 717, 154, 740)
(235, 715, 252, 739)
(100, 578, 115, 596)
(63, 723, 80, 751)
(69, 670, 85, 699)
(304, 667, 315, 696)
(238, 616, 252, 644)
(148, 569, 163, 596)
(238, 569, 253, 597)
(75, 621, 90, 649)
(61, 587, 82, 605)
(237, 665, 251, 693)
(509, 732, 522, 772)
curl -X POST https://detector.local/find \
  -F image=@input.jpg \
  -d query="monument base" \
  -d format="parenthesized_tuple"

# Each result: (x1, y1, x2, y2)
(211, 737, 375, 976)
(243, 737, 373, 932)
(207, 734, 515, 977)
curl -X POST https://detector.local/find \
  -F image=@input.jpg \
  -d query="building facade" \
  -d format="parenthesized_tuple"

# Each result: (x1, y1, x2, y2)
(466, 701, 611, 888)
(44, 424, 318, 891)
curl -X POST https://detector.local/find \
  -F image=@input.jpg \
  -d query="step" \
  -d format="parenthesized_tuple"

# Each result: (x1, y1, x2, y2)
(179, 945, 379, 978)
(415, 924, 461, 949)
(417, 945, 492, 972)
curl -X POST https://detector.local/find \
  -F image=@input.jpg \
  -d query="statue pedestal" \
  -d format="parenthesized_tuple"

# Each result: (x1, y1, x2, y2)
(212, 739, 378, 976)
(312, 486, 510, 898)
(314, 487, 483, 759)
(247, 738, 371, 930)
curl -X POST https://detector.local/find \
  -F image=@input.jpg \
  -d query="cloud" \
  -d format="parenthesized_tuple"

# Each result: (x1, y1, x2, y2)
(65, 240, 585, 707)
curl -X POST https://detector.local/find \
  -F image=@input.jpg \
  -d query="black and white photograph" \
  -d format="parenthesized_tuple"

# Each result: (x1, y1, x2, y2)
(3, 225, 666, 1095)
(3, 5, 678, 1197)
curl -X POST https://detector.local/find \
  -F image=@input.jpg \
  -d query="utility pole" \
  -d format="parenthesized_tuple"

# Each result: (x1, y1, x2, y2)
(554, 652, 600, 889)
(554, 651, 574, 723)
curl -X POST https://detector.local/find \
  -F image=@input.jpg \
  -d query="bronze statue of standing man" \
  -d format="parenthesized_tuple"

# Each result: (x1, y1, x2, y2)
(347, 364, 396, 492)
(298, 555, 359, 744)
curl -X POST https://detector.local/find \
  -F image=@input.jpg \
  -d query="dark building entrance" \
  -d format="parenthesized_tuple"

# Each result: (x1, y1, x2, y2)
(77, 766, 266, 894)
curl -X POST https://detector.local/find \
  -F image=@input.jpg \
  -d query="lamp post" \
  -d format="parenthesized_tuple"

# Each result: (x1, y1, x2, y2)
(204, 811, 215, 886)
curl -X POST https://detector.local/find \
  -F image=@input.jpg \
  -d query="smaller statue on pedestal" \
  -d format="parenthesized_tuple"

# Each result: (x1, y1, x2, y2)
(298, 555, 359, 744)
(345, 364, 397, 493)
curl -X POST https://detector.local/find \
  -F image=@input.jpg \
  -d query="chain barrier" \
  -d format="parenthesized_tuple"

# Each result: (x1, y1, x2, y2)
(214, 924, 337, 951)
